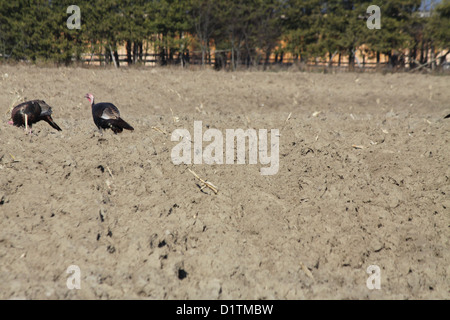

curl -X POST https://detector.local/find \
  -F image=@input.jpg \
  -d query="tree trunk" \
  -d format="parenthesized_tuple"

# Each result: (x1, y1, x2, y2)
(236, 46, 241, 70)
(348, 49, 355, 71)
(202, 44, 206, 66)
(114, 50, 119, 67)
(159, 48, 166, 66)
(264, 49, 271, 70)
(207, 45, 211, 66)
(410, 46, 417, 69)
(126, 41, 132, 66)
(231, 47, 235, 71)
(180, 32, 184, 68)
(430, 44, 435, 70)
(109, 45, 118, 68)
(231, 36, 235, 71)
(132, 42, 137, 64)
(439, 51, 448, 68)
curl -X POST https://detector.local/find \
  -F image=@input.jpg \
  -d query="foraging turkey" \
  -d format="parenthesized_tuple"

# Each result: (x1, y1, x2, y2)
(85, 93, 134, 134)
(8, 100, 62, 134)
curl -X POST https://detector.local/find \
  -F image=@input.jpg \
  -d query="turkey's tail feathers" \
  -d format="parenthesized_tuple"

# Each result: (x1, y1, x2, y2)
(43, 116, 62, 131)
(109, 117, 134, 134)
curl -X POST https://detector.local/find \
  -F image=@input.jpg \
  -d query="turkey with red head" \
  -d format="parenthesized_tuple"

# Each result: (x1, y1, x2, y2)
(8, 100, 62, 134)
(85, 93, 134, 134)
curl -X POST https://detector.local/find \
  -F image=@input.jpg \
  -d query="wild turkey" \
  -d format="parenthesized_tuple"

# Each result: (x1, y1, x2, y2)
(85, 93, 134, 134)
(8, 100, 62, 134)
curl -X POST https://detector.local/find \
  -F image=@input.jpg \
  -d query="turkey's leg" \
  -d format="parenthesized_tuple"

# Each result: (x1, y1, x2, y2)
(24, 114, 32, 135)
(24, 114, 28, 134)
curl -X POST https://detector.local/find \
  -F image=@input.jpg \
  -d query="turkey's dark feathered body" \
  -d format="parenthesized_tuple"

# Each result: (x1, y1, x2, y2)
(92, 102, 134, 134)
(10, 100, 62, 131)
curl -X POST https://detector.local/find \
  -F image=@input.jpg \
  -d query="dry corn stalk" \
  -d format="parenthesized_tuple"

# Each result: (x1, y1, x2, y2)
(280, 112, 292, 132)
(299, 261, 314, 280)
(105, 165, 114, 179)
(170, 107, 179, 123)
(151, 126, 167, 135)
(188, 168, 219, 194)
(9, 153, 20, 163)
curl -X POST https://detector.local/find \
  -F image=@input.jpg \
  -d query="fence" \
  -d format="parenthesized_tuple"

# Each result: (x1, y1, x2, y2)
(80, 51, 448, 72)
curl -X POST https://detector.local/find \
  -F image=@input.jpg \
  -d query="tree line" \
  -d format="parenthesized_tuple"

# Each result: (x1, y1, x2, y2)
(0, 0, 449, 70)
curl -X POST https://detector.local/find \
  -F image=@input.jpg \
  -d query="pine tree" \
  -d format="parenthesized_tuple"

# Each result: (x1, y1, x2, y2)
(425, 0, 450, 68)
